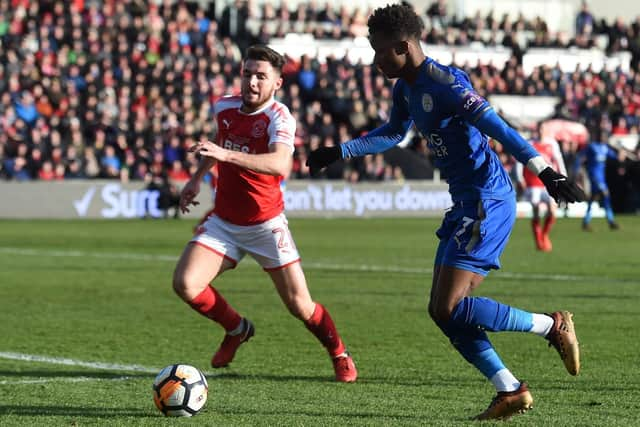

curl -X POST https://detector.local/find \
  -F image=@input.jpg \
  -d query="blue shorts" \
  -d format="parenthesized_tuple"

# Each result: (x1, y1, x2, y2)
(589, 178, 609, 195)
(435, 198, 516, 276)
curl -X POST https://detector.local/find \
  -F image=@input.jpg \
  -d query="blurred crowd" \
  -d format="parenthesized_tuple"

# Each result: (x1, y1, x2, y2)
(0, 0, 639, 204)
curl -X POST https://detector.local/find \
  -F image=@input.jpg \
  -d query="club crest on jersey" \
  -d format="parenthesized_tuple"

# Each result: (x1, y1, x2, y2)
(422, 94, 434, 112)
(251, 120, 268, 138)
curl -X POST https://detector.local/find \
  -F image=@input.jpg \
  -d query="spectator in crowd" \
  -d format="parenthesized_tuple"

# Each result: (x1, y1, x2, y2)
(575, 1, 595, 36)
(220, 0, 250, 52)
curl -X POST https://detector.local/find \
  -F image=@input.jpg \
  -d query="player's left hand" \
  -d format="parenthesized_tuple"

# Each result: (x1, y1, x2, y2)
(306, 146, 341, 176)
(538, 167, 586, 203)
(179, 179, 200, 214)
(190, 140, 229, 162)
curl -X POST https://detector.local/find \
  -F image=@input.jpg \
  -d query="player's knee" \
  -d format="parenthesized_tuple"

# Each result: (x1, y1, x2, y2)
(427, 299, 437, 321)
(172, 269, 192, 300)
(427, 300, 448, 324)
(428, 300, 455, 324)
(285, 296, 314, 320)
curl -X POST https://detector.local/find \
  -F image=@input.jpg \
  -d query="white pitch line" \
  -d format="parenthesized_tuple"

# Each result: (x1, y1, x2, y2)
(0, 352, 160, 373)
(0, 246, 627, 283)
(0, 352, 218, 377)
(0, 247, 177, 263)
(0, 376, 133, 385)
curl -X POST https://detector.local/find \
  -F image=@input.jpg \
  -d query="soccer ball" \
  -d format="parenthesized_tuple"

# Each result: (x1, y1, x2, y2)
(152, 364, 208, 417)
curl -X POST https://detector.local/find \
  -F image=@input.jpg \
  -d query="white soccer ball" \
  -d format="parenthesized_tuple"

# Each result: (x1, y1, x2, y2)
(152, 364, 208, 417)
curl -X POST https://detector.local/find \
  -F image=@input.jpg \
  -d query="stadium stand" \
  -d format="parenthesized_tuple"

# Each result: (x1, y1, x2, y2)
(0, 0, 638, 210)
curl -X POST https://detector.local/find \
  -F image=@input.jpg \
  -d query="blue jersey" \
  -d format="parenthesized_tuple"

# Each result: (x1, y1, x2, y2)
(341, 58, 539, 202)
(574, 142, 617, 184)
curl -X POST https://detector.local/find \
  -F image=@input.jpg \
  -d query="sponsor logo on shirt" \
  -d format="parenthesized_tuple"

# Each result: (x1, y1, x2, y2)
(426, 133, 448, 158)
(461, 91, 485, 114)
(223, 139, 252, 153)
(223, 134, 254, 153)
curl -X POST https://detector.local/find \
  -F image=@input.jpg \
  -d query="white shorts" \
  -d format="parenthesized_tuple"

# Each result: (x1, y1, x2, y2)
(524, 187, 553, 205)
(191, 213, 301, 271)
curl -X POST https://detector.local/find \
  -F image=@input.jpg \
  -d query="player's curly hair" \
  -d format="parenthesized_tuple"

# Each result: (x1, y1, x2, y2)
(245, 45, 285, 74)
(368, 3, 424, 41)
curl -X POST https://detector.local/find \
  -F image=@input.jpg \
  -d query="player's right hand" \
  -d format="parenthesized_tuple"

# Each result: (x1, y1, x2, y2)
(179, 179, 201, 213)
(306, 146, 342, 176)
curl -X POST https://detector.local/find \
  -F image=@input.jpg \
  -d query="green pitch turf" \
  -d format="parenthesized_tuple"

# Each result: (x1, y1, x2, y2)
(0, 216, 639, 426)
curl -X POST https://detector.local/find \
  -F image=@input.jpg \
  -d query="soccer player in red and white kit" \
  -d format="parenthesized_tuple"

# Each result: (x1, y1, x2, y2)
(516, 130, 567, 252)
(174, 45, 357, 382)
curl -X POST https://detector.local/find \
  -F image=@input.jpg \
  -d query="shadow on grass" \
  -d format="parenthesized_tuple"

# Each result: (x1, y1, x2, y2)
(214, 406, 477, 423)
(212, 372, 338, 383)
(215, 406, 430, 422)
(1, 369, 483, 389)
(0, 405, 156, 418)
(211, 371, 484, 389)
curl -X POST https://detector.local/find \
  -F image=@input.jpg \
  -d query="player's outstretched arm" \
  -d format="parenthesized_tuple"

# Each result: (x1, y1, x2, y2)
(306, 120, 412, 175)
(475, 109, 586, 203)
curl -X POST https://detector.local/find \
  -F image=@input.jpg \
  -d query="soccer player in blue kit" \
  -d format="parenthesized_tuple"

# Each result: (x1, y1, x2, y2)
(307, 4, 586, 420)
(574, 139, 621, 231)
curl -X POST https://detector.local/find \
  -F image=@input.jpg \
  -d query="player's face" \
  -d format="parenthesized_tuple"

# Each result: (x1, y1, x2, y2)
(369, 34, 408, 79)
(240, 59, 283, 113)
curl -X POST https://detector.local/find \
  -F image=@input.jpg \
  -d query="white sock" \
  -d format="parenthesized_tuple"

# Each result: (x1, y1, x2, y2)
(530, 313, 554, 337)
(228, 318, 245, 336)
(490, 369, 520, 392)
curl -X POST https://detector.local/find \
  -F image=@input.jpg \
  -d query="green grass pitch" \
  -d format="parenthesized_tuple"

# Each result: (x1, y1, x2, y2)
(0, 216, 639, 426)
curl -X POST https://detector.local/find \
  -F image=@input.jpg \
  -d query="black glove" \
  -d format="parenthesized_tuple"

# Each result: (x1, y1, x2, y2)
(538, 167, 586, 203)
(306, 146, 341, 176)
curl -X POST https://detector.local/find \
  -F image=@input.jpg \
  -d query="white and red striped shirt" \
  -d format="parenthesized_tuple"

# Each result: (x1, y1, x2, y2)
(212, 96, 295, 225)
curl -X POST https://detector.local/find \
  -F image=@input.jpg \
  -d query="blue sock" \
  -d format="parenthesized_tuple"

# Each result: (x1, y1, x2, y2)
(436, 319, 506, 379)
(584, 200, 593, 224)
(603, 196, 615, 223)
(450, 297, 533, 332)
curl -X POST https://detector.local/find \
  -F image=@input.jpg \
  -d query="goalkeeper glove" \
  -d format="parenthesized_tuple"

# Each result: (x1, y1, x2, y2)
(538, 167, 586, 203)
(306, 146, 342, 176)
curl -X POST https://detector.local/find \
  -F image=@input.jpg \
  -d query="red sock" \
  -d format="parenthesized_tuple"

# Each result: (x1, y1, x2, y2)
(188, 286, 242, 332)
(531, 219, 542, 248)
(304, 303, 346, 358)
(543, 214, 556, 235)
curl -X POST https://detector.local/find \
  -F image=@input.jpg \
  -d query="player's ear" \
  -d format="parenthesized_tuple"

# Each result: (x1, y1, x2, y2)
(394, 40, 410, 55)
(274, 75, 283, 91)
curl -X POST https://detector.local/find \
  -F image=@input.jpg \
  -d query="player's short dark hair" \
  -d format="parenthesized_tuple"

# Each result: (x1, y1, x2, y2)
(245, 45, 285, 74)
(368, 3, 424, 41)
